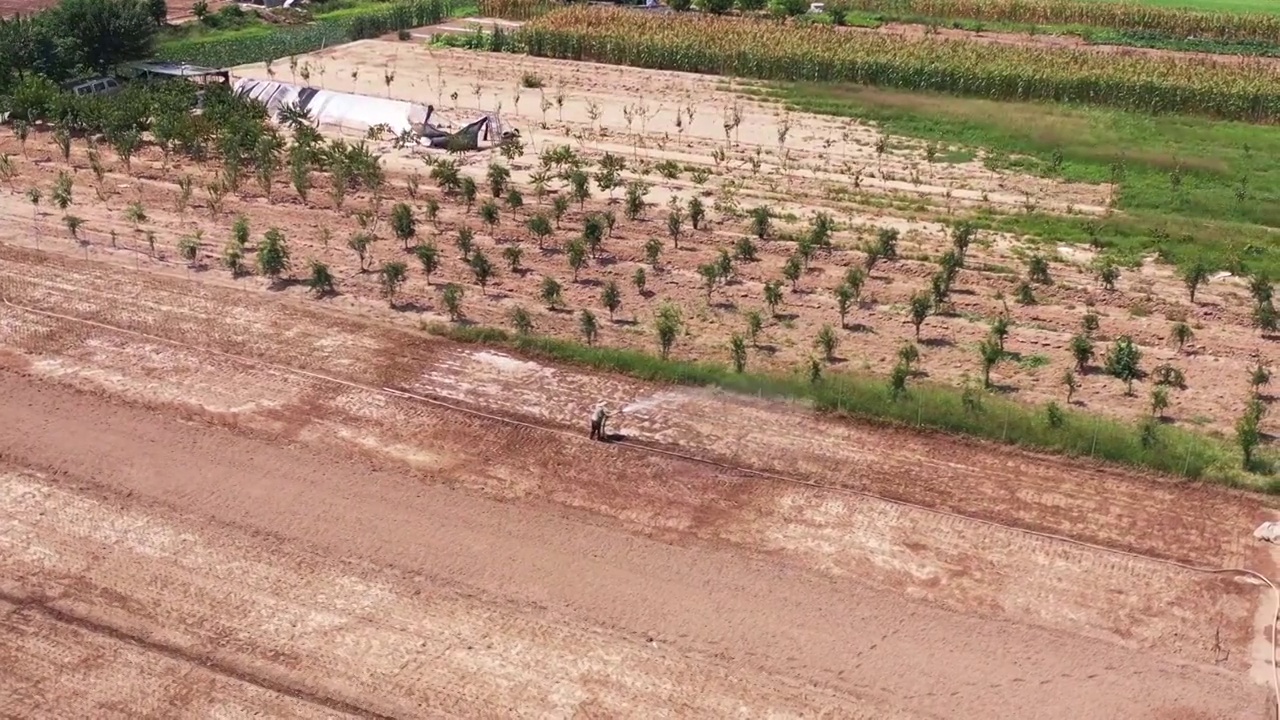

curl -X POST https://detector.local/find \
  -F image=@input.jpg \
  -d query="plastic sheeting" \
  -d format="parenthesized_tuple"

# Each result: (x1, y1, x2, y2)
(233, 77, 430, 136)
(1256, 522, 1280, 543)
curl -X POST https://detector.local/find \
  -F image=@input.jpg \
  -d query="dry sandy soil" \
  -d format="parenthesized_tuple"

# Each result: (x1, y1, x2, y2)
(1, 242, 1277, 718)
(0, 44, 1271, 438)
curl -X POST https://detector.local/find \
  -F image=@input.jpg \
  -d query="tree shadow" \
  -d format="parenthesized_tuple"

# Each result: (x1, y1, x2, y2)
(578, 278, 603, 288)
(393, 301, 432, 313)
(595, 255, 619, 267)
(773, 312, 799, 322)
(988, 381, 1018, 394)
(611, 317, 638, 327)
(754, 343, 778, 356)
(845, 322, 874, 334)
(920, 336, 953, 348)
(711, 300, 737, 311)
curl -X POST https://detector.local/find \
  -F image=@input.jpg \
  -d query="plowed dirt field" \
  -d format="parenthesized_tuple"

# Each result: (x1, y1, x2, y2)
(0, 244, 1277, 718)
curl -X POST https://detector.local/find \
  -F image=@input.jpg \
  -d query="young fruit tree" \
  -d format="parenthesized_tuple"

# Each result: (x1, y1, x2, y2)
(655, 304, 682, 359)
(1104, 335, 1143, 395)
(379, 260, 408, 307)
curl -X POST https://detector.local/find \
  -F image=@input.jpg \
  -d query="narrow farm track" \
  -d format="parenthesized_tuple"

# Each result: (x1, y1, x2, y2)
(0, 244, 1275, 717)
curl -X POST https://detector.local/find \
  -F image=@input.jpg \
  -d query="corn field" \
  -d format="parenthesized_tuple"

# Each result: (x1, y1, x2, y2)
(521, 7, 1280, 122)
(478, 0, 556, 21)
(844, 0, 1280, 44)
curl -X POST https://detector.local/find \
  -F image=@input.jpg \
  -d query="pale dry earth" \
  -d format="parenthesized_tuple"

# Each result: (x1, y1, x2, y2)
(0, 244, 1276, 718)
(0, 114, 1274, 436)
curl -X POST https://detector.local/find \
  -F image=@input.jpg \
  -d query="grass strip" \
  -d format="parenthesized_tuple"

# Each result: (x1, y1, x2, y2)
(424, 321, 1273, 492)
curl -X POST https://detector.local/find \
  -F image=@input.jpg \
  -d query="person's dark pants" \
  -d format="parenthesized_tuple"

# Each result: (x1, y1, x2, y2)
(589, 419, 601, 440)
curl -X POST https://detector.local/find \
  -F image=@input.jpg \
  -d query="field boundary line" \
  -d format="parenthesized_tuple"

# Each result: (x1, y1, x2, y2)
(4, 294, 1278, 712)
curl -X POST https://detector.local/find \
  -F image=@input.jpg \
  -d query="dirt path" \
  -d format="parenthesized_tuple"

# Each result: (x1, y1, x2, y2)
(0, 245, 1275, 717)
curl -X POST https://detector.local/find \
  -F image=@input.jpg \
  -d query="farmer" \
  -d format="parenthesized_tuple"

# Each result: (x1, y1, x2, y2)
(589, 404, 609, 441)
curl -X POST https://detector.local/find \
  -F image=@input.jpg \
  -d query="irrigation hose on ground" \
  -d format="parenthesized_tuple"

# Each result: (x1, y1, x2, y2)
(4, 296, 1279, 717)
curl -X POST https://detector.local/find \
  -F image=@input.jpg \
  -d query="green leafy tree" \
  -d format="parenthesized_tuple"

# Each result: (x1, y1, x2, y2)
(487, 162, 510, 198)
(306, 259, 335, 296)
(391, 202, 415, 249)
(1096, 258, 1120, 290)
(666, 207, 684, 249)
(552, 195, 570, 228)
(1237, 397, 1265, 469)
(1150, 386, 1170, 418)
(764, 279, 784, 317)
(414, 242, 439, 284)
(379, 260, 408, 307)
(633, 267, 647, 295)
(177, 235, 200, 266)
(257, 228, 291, 281)
(479, 200, 500, 234)
(644, 237, 663, 268)
(734, 237, 757, 262)
(1070, 333, 1094, 372)
(897, 341, 919, 369)
(580, 309, 598, 345)
(990, 315, 1011, 353)
(816, 324, 838, 362)
(699, 263, 720, 301)
(583, 214, 606, 258)
(749, 206, 770, 239)
(909, 292, 932, 339)
(56, 0, 157, 74)
(745, 310, 763, 345)
(456, 226, 475, 260)
(460, 176, 477, 212)
(527, 212, 553, 248)
(782, 254, 803, 291)
(503, 244, 523, 273)
(442, 283, 464, 321)
(469, 249, 494, 295)
(889, 362, 910, 400)
(1181, 260, 1210, 303)
(1104, 335, 1143, 395)
(601, 280, 622, 320)
(348, 232, 373, 272)
(688, 196, 705, 230)
(510, 306, 533, 335)
(834, 283, 854, 328)
(730, 334, 748, 372)
(566, 238, 588, 281)
(979, 334, 1003, 388)
(655, 303, 682, 359)
(540, 275, 563, 308)
(1063, 369, 1078, 403)
(1171, 322, 1193, 352)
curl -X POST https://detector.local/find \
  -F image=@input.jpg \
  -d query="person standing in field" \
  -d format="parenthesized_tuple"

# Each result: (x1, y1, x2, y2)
(590, 404, 608, 441)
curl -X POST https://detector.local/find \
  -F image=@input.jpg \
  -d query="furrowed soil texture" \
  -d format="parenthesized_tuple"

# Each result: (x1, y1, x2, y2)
(0, 45, 1275, 438)
(0, 244, 1277, 718)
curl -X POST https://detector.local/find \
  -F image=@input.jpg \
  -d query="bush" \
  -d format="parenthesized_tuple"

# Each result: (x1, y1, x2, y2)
(669, 0, 693, 10)
(768, 0, 807, 16)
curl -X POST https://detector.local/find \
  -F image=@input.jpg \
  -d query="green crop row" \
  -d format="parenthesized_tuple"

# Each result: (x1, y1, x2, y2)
(841, 0, 1280, 43)
(518, 7, 1280, 123)
(155, 0, 450, 68)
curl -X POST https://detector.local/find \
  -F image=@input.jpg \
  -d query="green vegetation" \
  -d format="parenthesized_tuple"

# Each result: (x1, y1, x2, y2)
(0, 0, 159, 95)
(154, 0, 451, 67)
(743, 81, 1280, 275)
(835, 0, 1280, 39)
(519, 7, 1280, 122)
(426, 321, 1273, 490)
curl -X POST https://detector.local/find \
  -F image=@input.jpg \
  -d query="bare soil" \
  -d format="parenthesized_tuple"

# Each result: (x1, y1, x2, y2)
(0, 243, 1275, 718)
(0, 45, 1270, 438)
